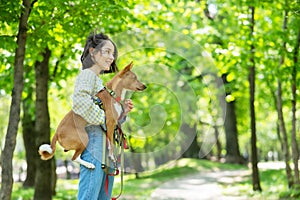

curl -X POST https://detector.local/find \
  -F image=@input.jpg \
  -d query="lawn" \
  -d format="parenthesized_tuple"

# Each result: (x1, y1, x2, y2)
(10, 158, 294, 200)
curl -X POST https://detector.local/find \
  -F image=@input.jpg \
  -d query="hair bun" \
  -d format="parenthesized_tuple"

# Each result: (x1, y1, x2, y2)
(92, 33, 108, 47)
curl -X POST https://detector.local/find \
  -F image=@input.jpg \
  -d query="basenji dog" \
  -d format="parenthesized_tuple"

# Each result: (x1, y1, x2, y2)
(38, 62, 146, 168)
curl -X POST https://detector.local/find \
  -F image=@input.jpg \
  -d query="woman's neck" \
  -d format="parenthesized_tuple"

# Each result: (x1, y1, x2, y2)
(89, 64, 102, 75)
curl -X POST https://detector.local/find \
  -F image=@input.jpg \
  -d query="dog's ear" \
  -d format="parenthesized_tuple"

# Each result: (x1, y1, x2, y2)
(119, 61, 133, 77)
(128, 61, 133, 70)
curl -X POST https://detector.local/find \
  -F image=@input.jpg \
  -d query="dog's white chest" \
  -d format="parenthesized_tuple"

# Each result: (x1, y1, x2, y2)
(114, 102, 123, 117)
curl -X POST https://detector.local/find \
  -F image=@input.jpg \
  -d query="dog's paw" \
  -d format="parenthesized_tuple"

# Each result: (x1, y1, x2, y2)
(74, 157, 95, 169)
(83, 162, 95, 169)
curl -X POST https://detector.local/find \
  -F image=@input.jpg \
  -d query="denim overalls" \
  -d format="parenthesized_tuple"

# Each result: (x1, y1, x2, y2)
(77, 125, 114, 200)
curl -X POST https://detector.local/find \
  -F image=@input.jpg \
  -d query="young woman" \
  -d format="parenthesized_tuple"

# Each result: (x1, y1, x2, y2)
(72, 32, 133, 200)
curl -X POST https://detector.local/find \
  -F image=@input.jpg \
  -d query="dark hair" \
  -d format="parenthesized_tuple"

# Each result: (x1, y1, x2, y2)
(81, 32, 118, 73)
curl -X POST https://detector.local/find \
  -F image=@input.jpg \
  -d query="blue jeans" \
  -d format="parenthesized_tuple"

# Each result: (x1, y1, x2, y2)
(77, 125, 114, 200)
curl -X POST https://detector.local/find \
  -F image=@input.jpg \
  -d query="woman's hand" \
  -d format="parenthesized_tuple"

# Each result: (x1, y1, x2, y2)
(123, 99, 134, 115)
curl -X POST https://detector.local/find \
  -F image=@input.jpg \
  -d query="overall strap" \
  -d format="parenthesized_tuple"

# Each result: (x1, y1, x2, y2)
(101, 131, 108, 174)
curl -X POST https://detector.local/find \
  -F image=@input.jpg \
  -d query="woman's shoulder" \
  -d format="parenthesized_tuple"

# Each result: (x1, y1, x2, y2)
(78, 68, 96, 77)
(77, 69, 99, 81)
(75, 69, 103, 90)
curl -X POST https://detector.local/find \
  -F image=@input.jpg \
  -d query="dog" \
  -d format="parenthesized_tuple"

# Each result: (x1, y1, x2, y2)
(38, 62, 146, 169)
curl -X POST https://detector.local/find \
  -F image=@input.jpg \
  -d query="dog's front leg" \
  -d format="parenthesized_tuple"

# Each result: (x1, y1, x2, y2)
(107, 140, 116, 162)
(106, 119, 117, 163)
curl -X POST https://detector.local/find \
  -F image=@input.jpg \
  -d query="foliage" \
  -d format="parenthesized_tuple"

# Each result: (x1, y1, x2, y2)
(0, 0, 298, 165)
(1, 0, 300, 196)
(0, 0, 133, 161)
(0, 96, 10, 143)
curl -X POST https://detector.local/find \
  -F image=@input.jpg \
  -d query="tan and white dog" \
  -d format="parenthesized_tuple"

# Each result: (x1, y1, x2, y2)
(38, 62, 146, 168)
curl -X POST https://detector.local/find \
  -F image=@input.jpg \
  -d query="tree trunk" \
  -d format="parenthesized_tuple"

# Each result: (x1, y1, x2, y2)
(129, 147, 143, 179)
(199, 120, 222, 160)
(213, 126, 222, 160)
(126, 125, 144, 177)
(22, 92, 37, 188)
(182, 123, 199, 158)
(277, 9, 293, 188)
(248, 6, 262, 192)
(291, 26, 300, 186)
(34, 47, 54, 200)
(221, 74, 244, 164)
(0, 0, 30, 199)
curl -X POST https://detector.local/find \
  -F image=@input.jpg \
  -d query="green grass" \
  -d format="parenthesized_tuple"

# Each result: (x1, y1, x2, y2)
(12, 184, 34, 200)
(221, 167, 300, 200)
(112, 158, 246, 199)
(12, 180, 79, 200)
(53, 179, 78, 200)
(10, 159, 295, 200)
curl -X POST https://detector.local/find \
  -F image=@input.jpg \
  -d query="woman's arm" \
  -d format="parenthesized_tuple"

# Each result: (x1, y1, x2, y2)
(118, 99, 134, 124)
(72, 70, 105, 125)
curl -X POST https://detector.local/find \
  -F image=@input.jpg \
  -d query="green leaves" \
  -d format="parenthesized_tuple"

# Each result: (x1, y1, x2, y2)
(1, 0, 299, 170)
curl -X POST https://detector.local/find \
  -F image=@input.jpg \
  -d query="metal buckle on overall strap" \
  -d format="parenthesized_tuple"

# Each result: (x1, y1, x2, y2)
(92, 96, 104, 110)
(101, 163, 119, 176)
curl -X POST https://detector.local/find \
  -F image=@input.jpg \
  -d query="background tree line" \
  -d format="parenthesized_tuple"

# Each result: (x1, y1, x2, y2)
(0, 0, 299, 199)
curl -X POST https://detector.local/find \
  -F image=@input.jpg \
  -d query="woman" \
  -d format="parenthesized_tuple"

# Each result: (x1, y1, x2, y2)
(72, 32, 133, 200)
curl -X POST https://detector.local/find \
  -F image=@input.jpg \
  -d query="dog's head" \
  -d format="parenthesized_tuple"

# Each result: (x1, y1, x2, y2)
(115, 61, 147, 91)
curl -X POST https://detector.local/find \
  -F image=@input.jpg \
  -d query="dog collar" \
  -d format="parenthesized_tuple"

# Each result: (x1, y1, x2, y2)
(104, 87, 121, 103)
(115, 96, 121, 103)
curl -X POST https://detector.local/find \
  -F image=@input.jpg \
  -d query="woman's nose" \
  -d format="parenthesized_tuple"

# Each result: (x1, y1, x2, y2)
(108, 53, 114, 60)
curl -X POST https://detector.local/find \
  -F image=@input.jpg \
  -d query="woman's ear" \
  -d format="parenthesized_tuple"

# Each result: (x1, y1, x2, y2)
(89, 47, 95, 56)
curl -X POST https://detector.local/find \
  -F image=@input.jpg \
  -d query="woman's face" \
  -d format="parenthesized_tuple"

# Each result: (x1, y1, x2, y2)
(92, 41, 115, 71)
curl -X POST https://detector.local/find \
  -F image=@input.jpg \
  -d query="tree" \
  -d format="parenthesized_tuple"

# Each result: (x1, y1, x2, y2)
(182, 123, 199, 158)
(221, 74, 244, 164)
(22, 87, 37, 188)
(1, 1, 299, 198)
(14, 0, 131, 197)
(291, 26, 300, 186)
(276, 7, 293, 188)
(248, 5, 261, 192)
(0, 0, 34, 199)
(33, 47, 53, 200)
(198, 0, 245, 164)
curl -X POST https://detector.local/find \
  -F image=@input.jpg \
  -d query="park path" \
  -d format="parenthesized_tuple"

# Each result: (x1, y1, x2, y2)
(150, 169, 251, 200)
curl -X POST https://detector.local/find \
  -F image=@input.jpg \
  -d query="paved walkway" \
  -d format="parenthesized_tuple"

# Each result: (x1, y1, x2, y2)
(150, 169, 251, 200)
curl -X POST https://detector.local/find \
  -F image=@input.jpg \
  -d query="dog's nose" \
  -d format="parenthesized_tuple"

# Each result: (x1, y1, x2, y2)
(137, 85, 146, 91)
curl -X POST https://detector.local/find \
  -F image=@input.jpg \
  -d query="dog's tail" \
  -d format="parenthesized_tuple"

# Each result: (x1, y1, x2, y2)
(38, 134, 58, 160)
